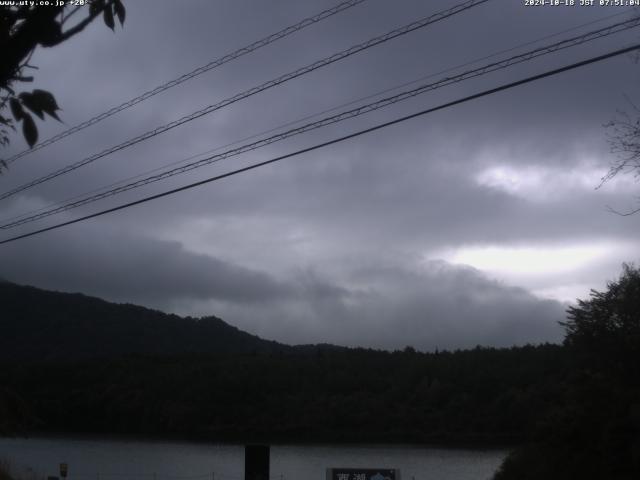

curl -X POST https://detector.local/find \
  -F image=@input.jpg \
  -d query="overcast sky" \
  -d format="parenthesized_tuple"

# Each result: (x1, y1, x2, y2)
(1, 0, 639, 350)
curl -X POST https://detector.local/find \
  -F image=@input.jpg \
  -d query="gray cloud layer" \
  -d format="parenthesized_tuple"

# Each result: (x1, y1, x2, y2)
(0, 224, 564, 350)
(1, 0, 638, 349)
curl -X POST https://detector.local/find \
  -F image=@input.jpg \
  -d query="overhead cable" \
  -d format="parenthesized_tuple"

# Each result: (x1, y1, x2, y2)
(3, 0, 369, 164)
(1, 42, 638, 246)
(4, 6, 630, 227)
(1, 16, 638, 230)
(0, 0, 490, 201)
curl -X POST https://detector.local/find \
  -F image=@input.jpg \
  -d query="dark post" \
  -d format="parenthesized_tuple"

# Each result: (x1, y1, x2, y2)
(245, 444, 270, 480)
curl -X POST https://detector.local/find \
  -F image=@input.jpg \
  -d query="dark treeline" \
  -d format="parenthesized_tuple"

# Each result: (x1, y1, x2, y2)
(0, 280, 567, 445)
(0, 344, 567, 444)
(494, 264, 640, 480)
(0, 281, 286, 361)
(1, 265, 639, 479)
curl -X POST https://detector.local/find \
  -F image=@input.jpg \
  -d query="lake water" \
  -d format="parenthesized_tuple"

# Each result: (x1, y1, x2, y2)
(0, 437, 508, 480)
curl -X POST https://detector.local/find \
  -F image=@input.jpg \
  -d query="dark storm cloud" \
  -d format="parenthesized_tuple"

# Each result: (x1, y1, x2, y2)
(4, 0, 637, 210)
(0, 221, 565, 350)
(0, 224, 293, 305)
(126, 133, 639, 252)
(1, 0, 638, 348)
(196, 259, 565, 350)
(337, 260, 565, 350)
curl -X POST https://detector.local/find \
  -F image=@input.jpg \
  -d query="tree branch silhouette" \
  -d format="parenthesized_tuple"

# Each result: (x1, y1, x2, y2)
(0, 0, 125, 169)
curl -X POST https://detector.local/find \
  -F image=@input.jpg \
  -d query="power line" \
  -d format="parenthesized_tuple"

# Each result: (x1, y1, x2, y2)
(2, 16, 637, 230)
(2, 8, 631, 227)
(0, 0, 490, 201)
(3, 16, 636, 227)
(1, 43, 637, 246)
(3, 0, 369, 164)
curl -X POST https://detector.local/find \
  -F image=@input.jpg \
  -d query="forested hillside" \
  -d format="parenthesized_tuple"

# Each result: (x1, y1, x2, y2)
(0, 281, 287, 361)
(0, 343, 567, 444)
(1, 268, 639, 480)
(0, 281, 568, 443)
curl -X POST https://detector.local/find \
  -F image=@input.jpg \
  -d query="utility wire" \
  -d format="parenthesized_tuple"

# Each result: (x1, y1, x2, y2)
(1, 16, 638, 230)
(1, 43, 638, 246)
(0, 0, 490, 201)
(2, 7, 631, 227)
(3, 0, 369, 164)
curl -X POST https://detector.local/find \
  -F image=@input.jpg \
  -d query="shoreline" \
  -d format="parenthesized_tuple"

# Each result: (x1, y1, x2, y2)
(1, 431, 516, 451)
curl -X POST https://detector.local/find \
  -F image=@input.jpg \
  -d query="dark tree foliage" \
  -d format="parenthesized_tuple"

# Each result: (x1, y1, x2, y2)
(2, 269, 639, 474)
(495, 264, 640, 480)
(0, 281, 286, 361)
(0, 281, 569, 444)
(0, 344, 569, 444)
(0, 0, 125, 162)
(563, 263, 640, 354)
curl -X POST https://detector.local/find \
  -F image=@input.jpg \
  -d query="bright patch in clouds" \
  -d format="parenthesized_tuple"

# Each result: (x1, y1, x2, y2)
(476, 165, 545, 196)
(475, 164, 606, 200)
(430, 241, 637, 303)
(446, 244, 611, 275)
(531, 284, 594, 303)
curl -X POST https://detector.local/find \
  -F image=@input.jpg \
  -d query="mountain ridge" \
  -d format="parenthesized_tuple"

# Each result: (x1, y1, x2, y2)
(0, 281, 292, 361)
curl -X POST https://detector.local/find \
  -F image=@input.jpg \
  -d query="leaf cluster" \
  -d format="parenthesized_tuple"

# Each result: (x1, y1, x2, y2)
(0, 0, 125, 168)
(9, 89, 60, 148)
(562, 263, 640, 357)
(495, 264, 640, 480)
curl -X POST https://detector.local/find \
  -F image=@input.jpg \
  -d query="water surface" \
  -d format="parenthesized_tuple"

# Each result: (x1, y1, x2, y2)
(0, 436, 508, 480)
